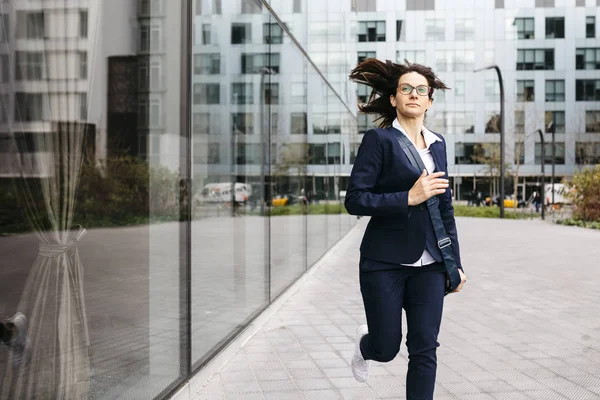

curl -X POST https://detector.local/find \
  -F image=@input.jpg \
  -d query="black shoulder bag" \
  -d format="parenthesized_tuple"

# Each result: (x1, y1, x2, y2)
(393, 131, 462, 295)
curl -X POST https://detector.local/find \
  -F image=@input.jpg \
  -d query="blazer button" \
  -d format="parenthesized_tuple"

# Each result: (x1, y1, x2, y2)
(419, 204, 425, 211)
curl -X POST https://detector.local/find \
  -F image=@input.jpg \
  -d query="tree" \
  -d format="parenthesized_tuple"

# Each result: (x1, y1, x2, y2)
(566, 165, 600, 222)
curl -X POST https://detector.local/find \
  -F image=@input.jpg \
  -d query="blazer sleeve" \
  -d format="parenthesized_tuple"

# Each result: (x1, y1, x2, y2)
(438, 137, 464, 271)
(344, 129, 410, 217)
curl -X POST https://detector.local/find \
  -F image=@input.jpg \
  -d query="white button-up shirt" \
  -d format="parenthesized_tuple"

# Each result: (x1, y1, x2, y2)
(392, 118, 442, 267)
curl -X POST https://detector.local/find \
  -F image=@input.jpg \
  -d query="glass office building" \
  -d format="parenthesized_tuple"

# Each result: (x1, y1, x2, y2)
(1, 0, 600, 399)
(0, 0, 357, 399)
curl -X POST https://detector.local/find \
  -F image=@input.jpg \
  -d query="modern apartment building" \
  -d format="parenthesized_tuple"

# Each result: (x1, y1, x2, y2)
(350, 0, 600, 199)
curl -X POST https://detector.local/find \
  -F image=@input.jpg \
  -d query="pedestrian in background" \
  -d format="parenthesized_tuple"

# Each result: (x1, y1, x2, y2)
(345, 58, 467, 400)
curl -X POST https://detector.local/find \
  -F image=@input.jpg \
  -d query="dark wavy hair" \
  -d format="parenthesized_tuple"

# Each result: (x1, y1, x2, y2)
(349, 58, 450, 128)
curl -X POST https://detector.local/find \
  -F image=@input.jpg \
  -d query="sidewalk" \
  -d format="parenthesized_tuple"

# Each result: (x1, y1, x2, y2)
(194, 217, 600, 400)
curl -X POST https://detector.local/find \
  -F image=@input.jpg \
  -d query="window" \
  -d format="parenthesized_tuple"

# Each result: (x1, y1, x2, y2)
(194, 53, 220, 74)
(407, 0, 435, 10)
(150, 61, 161, 90)
(241, 53, 280, 74)
(231, 83, 253, 104)
(453, 50, 475, 72)
(485, 112, 501, 133)
(455, 18, 474, 41)
(150, 24, 162, 52)
(455, 80, 465, 101)
(396, 20, 404, 41)
(312, 113, 327, 134)
(308, 144, 326, 165)
(454, 143, 481, 165)
(535, 142, 564, 164)
(354, 0, 376, 11)
(516, 49, 554, 70)
(16, 12, 45, 39)
(576, 142, 600, 164)
(263, 83, 278, 104)
(514, 142, 525, 164)
(79, 52, 88, 79)
(358, 114, 375, 134)
(585, 111, 600, 132)
(80, 92, 88, 120)
(357, 51, 375, 65)
(241, 0, 262, 14)
(514, 18, 534, 39)
(397, 50, 425, 64)
(576, 79, 600, 101)
(425, 18, 444, 40)
(202, 24, 211, 45)
(195, 0, 202, 15)
(15, 93, 46, 121)
(291, 112, 307, 134)
(357, 84, 370, 103)
(358, 21, 386, 42)
(0, 14, 8, 42)
(138, 61, 149, 91)
(455, 112, 475, 133)
(232, 23, 251, 44)
(517, 80, 535, 101)
(587, 16, 595, 38)
(545, 80, 565, 102)
(535, 0, 555, 6)
(138, 99, 148, 127)
(232, 113, 254, 135)
(495, 0, 504, 7)
(139, 25, 150, 52)
(576, 48, 600, 70)
(326, 114, 342, 133)
(545, 17, 564, 39)
(576, 0, 586, 5)
(291, 81, 305, 104)
(263, 23, 283, 44)
(327, 142, 341, 164)
(485, 80, 500, 102)
(293, 0, 302, 13)
(236, 143, 261, 165)
(1, 55, 8, 82)
(193, 112, 210, 134)
(79, 10, 88, 38)
(436, 50, 452, 72)
(193, 83, 220, 104)
(149, 98, 161, 127)
(0, 94, 8, 123)
(546, 111, 565, 133)
(15, 52, 45, 81)
(515, 110, 525, 134)
(208, 143, 220, 164)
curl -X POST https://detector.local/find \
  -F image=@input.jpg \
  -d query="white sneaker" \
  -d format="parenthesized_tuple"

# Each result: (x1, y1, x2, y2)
(351, 324, 370, 382)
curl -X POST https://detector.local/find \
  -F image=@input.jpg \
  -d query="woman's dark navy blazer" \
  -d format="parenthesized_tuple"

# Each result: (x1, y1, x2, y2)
(345, 126, 462, 269)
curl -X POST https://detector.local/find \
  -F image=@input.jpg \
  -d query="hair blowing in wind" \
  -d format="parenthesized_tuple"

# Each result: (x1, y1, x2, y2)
(349, 58, 450, 129)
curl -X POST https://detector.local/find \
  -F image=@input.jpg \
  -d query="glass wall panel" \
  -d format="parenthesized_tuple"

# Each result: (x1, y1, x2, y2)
(0, 0, 184, 399)
(190, 0, 269, 365)
(1, 1, 358, 399)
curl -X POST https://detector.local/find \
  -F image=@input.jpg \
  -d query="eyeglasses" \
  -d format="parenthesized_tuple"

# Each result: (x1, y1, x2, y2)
(397, 84, 431, 96)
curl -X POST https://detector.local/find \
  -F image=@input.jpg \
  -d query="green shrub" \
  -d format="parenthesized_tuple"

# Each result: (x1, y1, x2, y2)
(566, 165, 600, 223)
(453, 205, 531, 219)
(556, 218, 600, 230)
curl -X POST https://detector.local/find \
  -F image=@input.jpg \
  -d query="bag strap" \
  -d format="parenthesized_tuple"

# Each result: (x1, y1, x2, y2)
(393, 130, 462, 292)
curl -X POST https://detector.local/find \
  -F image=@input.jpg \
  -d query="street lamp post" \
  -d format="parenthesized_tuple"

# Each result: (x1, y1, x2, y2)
(259, 67, 276, 216)
(474, 65, 505, 218)
(536, 129, 545, 220)
(548, 120, 555, 205)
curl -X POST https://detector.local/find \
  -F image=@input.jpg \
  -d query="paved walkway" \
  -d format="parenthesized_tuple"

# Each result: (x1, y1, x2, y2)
(194, 217, 600, 400)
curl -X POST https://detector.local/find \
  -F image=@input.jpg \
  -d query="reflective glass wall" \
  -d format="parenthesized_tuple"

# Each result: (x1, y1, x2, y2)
(0, 0, 357, 398)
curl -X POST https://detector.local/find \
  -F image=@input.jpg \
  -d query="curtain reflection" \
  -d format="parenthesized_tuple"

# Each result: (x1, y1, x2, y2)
(1, 0, 91, 397)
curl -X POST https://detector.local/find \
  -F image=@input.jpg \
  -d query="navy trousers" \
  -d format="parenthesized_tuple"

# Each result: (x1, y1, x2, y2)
(359, 257, 446, 400)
